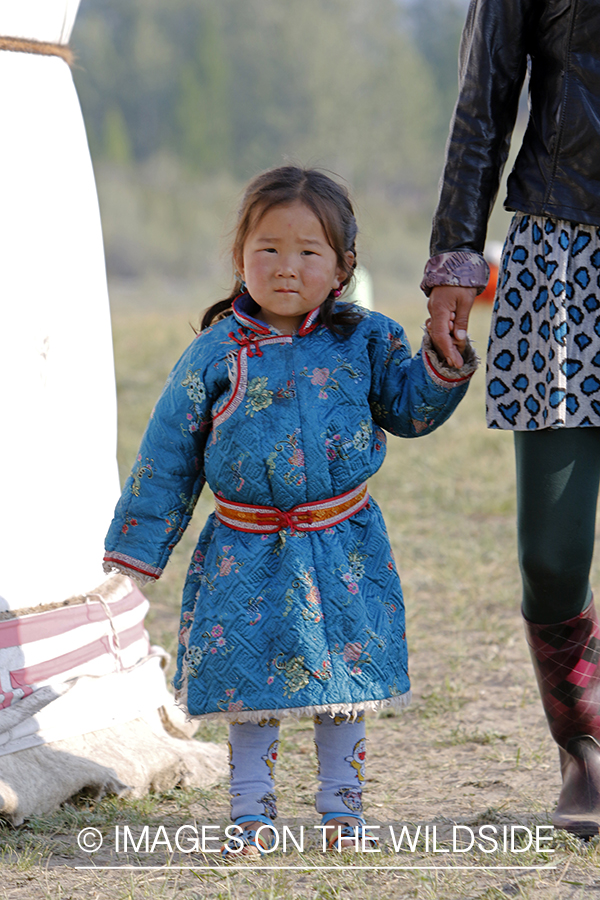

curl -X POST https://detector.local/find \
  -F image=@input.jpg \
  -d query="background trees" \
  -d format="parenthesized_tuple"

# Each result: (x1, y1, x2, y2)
(72, 0, 484, 286)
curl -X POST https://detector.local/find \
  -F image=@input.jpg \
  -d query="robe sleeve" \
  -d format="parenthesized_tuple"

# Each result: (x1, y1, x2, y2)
(367, 314, 478, 438)
(103, 336, 213, 584)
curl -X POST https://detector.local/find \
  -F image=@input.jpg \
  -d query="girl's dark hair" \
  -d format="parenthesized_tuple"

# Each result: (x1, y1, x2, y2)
(201, 166, 363, 334)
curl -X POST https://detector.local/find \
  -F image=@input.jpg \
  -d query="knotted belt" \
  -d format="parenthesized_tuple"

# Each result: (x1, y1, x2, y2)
(214, 482, 369, 534)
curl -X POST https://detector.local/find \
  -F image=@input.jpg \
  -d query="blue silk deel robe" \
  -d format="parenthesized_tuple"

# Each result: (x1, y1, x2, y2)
(104, 295, 476, 722)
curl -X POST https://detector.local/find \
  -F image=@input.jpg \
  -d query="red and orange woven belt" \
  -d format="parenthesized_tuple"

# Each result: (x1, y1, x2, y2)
(214, 482, 369, 534)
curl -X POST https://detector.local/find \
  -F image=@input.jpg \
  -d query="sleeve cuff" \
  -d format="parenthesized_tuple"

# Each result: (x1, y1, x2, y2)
(421, 330, 479, 388)
(103, 552, 163, 586)
(420, 250, 490, 297)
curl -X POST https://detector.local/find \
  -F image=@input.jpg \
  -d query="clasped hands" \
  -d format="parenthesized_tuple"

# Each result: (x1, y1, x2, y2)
(426, 285, 477, 368)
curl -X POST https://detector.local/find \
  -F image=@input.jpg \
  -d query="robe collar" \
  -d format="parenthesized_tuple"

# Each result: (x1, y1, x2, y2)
(231, 293, 321, 337)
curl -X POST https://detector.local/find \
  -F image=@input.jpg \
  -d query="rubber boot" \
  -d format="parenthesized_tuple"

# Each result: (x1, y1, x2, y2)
(524, 600, 600, 838)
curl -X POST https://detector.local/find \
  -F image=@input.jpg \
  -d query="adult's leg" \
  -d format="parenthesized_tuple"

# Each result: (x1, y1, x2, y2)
(515, 427, 600, 623)
(515, 428, 600, 835)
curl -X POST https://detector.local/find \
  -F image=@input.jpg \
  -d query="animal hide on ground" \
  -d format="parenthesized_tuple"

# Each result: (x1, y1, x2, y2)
(0, 704, 227, 826)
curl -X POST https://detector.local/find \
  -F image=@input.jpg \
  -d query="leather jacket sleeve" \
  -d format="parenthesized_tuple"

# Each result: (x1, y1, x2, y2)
(430, 0, 537, 256)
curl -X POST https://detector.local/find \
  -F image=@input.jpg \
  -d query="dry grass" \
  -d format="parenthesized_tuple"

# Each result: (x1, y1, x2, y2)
(2, 282, 600, 898)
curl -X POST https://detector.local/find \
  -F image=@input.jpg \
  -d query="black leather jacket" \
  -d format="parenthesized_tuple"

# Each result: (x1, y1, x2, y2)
(430, 0, 600, 257)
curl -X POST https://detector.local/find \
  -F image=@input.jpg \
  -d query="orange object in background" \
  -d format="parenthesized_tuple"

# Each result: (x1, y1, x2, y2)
(477, 263, 498, 302)
(476, 240, 503, 303)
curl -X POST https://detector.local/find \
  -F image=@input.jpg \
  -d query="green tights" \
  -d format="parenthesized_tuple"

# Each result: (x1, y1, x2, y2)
(515, 428, 600, 624)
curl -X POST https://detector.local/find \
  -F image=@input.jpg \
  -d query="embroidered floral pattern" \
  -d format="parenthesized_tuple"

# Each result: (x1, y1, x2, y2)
(187, 547, 205, 580)
(347, 548, 367, 581)
(266, 429, 307, 486)
(131, 456, 154, 497)
(371, 400, 388, 421)
(300, 356, 364, 399)
(247, 596, 264, 626)
(301, 572, 322, 624)
(341, 640, 371, 674)
(121, 514, 138, 535)
(178, 610, 194, 648)
(181, 368, 206, 406)
(313, 658, 332, 681)
(246, 376, 273, 416)
(337, 546, 368, 598)
(230, 453, 249, 492)
(382, 599, 398, 624)
(185, 646, 204, 678)
(218, 687, 245, 713)
(384, 333, 406, 368)
(276, 379, 296, 400)
(374, 427, 386, 452)
(333, 624, 382, 675)
(310, 367, 331, 398)
(185, 622, 233, 677)
(324, 432, 354, 462)
(180, 369, 208, 436)
(342, 642, 363, 663)
(273, 653, 312, 697)
(282, 568, 321, 620)
(184, 412, 199, 434)
(412, 402, 445, 435)
(353, 419, 372, 451)
(165, 492, 198, 536)
(216, 546, 243, 577)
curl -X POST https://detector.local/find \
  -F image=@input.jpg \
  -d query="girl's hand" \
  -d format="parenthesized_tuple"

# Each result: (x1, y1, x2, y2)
(427, 285, 476, 367)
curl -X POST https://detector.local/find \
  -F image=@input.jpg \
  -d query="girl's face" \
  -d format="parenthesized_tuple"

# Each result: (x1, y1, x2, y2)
(237, 201, 349, 334)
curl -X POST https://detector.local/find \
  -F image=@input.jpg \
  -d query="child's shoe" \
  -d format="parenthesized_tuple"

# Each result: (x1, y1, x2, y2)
(321, 813, 379, 852)
(221, 815, 275, 861)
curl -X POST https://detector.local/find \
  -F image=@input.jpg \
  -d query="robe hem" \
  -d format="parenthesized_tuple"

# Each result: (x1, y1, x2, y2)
(173, 690, 411, 724)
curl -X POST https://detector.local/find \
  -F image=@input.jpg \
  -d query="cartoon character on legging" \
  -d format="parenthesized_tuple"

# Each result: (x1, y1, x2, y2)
(345, 738, 366, 783)
(261, 739, 279, 777)
(335, 787, 363, 813)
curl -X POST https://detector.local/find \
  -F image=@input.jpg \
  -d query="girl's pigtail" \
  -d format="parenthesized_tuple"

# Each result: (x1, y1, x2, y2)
(322, 210, 364, 336)
(200, 295, 236, 331)
(321, 294, 365, 335)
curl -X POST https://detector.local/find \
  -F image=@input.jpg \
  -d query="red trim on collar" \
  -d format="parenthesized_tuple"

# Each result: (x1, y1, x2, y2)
(231, 294, 271, 334)
(298, 306, 321, 335)
(232, 293, 321, 336)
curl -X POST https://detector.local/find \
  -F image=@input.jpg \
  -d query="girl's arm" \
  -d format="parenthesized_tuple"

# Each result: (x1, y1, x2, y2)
(368, 314, 478, 439)
(103, 338, 212, 584)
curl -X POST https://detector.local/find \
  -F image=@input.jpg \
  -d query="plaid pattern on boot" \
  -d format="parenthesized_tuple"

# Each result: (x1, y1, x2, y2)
(524, 600, 600, 748)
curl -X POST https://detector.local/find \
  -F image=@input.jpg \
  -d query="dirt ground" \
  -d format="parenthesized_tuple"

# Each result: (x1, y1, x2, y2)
(2, 609, 596, 899)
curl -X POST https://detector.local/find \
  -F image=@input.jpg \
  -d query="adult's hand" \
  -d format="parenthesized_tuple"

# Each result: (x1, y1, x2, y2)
(427, 285, 477, 368)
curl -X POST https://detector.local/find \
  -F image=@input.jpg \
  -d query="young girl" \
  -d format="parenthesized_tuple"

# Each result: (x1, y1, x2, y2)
(104, 166, 477, 855)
